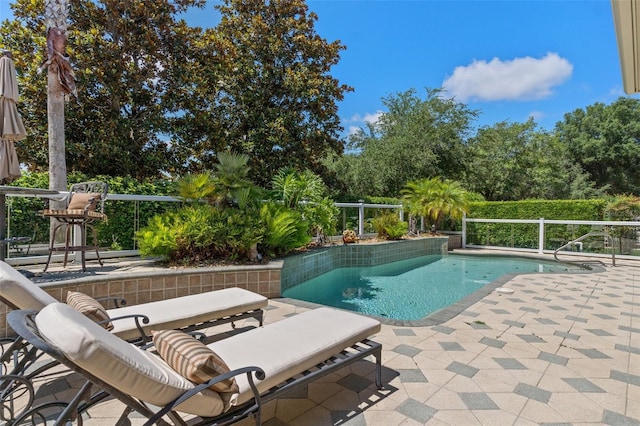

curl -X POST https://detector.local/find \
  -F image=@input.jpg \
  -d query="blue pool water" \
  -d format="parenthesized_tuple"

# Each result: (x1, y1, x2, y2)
(282, 254, 580, 320)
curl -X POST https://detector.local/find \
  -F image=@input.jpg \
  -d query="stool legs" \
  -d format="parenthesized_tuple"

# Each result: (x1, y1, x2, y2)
(44, 219, 102, 272)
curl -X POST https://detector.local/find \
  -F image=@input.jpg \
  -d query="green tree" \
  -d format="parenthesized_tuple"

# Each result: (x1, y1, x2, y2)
(603, 195, 640, 255)
(555, 97, 640, 195)
(203, 0, 353, 186)
(0, 0, 207, 178)
(464, 119, 601, 201)
(401, 177, 470, 232)
(334, 88, 477, 197)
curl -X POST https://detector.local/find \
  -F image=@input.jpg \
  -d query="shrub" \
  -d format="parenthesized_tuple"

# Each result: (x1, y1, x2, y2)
(372, 213, 408, 240)
(259, 202, 311, 257)
(136, 204, 263, 264)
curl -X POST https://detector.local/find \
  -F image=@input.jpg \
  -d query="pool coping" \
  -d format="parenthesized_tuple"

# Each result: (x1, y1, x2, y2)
(278, 254, 604, 327)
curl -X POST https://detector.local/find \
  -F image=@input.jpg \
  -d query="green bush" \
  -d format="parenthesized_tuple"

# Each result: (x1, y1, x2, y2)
(8, 172, 177, 250)
(465, 199, 608, 249)
(372, 213, 408, 240)
(259, 202, 311, 257)
(137, 204, 263, 263)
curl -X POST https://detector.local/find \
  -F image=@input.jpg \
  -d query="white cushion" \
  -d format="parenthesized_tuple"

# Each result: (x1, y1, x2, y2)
(209, 307, 381, 406)
(36, 303, 225, 418)
(109, 288, 267, 341)
(0, 261, 57, 310)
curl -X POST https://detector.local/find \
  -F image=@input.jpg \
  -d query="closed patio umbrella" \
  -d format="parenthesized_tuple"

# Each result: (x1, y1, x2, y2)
(0, 51, 26, 183)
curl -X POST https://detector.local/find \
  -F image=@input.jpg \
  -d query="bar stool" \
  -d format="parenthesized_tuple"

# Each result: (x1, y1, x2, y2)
(42, 181, 108, 272)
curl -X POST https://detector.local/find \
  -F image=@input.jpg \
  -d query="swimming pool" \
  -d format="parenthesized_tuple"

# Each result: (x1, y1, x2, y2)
(282, 254, 582, 321)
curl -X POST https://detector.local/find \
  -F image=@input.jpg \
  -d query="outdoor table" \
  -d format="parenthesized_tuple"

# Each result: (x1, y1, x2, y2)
(0, 186, 64, 261)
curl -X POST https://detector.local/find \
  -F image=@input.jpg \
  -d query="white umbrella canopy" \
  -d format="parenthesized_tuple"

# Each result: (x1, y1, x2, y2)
(0, 51, 26, 184)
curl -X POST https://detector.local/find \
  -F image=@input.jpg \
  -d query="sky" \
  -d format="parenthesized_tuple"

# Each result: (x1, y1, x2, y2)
(1, 0, 634, 137)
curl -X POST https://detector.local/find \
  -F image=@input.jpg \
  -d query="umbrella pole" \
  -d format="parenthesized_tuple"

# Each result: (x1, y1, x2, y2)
(0, 193, 6, 261)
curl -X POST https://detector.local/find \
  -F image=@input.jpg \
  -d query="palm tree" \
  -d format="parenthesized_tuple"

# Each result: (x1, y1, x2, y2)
(177, 153, 260, 209)
(401, 177, 470, 233)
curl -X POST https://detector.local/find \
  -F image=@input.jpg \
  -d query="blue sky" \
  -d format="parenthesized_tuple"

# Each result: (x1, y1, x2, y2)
(1, 0, 633, 137)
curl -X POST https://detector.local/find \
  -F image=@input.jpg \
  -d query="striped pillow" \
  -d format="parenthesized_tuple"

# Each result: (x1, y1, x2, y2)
(68, 193, 101, 211)
(66, 291, 113, 331)
(152, 329, 239, 393)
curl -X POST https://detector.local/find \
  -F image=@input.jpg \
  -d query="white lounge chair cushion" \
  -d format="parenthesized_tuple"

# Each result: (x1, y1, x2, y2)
(109, 287, 267, 341)
(153, 329, 239, 393)
(36, 303, 226, 418)
(209, 307, 381, 406)
(0, 261, 57, 310)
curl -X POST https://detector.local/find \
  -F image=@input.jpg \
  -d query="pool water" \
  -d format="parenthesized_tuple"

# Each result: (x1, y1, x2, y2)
(282, 254, 579, 321)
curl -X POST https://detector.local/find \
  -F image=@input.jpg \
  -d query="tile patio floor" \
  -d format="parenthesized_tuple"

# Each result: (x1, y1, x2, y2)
(8, 256, 640, 425)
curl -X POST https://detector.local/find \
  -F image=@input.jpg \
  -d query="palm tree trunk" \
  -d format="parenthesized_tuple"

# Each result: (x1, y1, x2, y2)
(44, 0, 72, 200)
(47, 69, 66, 203)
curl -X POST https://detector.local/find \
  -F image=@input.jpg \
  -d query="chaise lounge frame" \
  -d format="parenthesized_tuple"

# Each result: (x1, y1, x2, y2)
(0, 261, 267, 421)
(8, 305, 383, 425)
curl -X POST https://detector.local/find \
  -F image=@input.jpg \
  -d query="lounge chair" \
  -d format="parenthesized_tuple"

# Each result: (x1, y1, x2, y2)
(9, 303, 383, 425)
(0, 261, 268, 422)
(0, 260, 267, 343)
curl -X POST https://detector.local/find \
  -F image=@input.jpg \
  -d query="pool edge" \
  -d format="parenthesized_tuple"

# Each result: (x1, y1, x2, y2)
(276, 261, 603, 327)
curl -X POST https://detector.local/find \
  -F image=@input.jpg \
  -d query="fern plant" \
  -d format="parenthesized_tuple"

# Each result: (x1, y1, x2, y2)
(372, 213, 408, 240)
(259, 203, 311, 257)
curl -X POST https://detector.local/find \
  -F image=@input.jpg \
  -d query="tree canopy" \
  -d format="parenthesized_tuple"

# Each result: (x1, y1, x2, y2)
(0, 0, 350, 184)
(331, 88, 477, 197)
(463, 119, 602, 201)
(555, 97, 640, 195)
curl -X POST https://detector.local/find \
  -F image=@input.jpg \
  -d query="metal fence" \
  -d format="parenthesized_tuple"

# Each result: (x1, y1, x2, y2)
(11, 189, 634, 267)
(3, 193, 404, 266)
(463, 217, 640, 260)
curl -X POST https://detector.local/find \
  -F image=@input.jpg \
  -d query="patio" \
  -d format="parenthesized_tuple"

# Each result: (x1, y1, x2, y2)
(5, 254, 640, 425)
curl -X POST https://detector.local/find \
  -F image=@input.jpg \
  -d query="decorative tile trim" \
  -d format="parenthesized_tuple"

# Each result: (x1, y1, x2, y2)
(280, 237, 449, 292)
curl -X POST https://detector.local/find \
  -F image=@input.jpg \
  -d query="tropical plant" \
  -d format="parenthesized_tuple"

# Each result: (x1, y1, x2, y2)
(401, 178, 470, 232)
(259, 202, 311, 257)
(270, 168, 338, 240)
(176, 173, 217, 203)
(137, 204, 263, 264)
(372, 213, 408, 240)
(210, 152, 261, 209)
(177, 153, 262, 209)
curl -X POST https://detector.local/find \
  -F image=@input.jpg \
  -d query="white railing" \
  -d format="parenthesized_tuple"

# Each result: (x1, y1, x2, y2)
(462, 216, 640, 260)
(335, 201, 403, 236)
(3, 193, 404, 266)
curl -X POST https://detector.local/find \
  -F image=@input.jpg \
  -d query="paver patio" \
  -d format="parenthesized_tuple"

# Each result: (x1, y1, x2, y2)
(5, 255, 640, 425)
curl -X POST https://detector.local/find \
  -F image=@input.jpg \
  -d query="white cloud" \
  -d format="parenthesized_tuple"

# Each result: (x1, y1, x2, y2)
(348, 125, 361, 135)
(363, 111, 383, 124)
(528, 110, 545, 121)
(345, 110, 384, 125)
(343, 110, 384, 136)
(442, 53, 573, 102)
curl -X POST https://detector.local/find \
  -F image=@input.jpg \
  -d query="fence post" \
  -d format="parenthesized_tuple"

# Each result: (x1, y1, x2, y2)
(538, 218, 545, 254)
(358, 200, 365, 237)
(462, 213, 467, 248)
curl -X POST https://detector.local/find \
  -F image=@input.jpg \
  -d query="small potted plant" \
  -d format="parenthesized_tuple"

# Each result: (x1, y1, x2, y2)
(342, 229, 357, 244)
